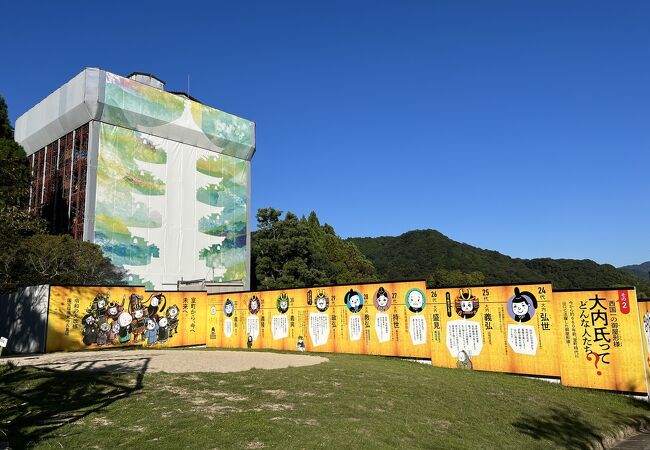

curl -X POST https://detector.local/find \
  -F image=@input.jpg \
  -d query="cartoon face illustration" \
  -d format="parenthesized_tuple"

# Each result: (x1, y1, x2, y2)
(406, 289, 426, 313)
(83, 314, 95, 325)
(277, 293, 289, 314)
(159, 317, 168, 328)
(118, 311, 133, 327)
(458, 350, 469, 363)
(507, 287, 538, 323)
(315, 292, 329, 312)
(99, 321, 110, 332)
(107, 305, 118, 317)
(224, 299, 235, 317)
(146, 318, 157, 330)
(345, 289, 364, 313)
(454, 289, 479, 319)
(97, 298, 106, 309)
(374, 287, 391, 312)
(111, 321, 120, 334)
(134, 309, 144, 319)
(168, 305, 179, 319)
(249, 296, 261, 314)
(210, 305, 217, 315)
(512, 299, 529, 316)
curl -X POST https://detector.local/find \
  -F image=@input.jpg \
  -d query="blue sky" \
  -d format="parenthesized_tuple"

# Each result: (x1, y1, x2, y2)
(1, 1, 648, 267)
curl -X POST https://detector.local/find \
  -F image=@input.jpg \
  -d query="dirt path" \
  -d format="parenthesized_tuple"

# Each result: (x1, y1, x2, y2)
(1, 349, 328, 373)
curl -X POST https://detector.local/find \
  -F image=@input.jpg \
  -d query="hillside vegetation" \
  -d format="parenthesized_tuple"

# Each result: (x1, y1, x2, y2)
(349, 229, 650, 297)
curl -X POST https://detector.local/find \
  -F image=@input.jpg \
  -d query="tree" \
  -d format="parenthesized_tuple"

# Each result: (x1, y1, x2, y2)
(427, 268, 486, 288)
(0, 139, 30, 207)
(12, 234, 125, 288)
(0, 95, 13, 139)
(252, 208, 377, 290)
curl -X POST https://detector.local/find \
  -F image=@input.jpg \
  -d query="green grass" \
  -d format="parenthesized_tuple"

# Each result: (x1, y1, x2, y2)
(1, 351, 649, 449)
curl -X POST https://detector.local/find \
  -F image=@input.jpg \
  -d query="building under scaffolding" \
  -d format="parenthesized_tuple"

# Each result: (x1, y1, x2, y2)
(16, 69, 255, 290)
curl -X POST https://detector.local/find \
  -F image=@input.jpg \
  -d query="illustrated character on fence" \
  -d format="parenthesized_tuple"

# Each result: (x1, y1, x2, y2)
(224, 299, 235, 317)
(297, 336, 305, 352)
(158, 317, 170, 344)
(508, 287, 538, 323)
(96, 317, 110, 346)
(117, 311, 133, 344)
(166, 304, 180, 337)
(374, 287, 391, 312)
(89, 292, 109, 318)
(345, 289, 364, 313)
(146, 293, 166, 320)
(454, 289, 480, 319)
(457, 350, 473, 370)
(106, 297, 125, 321)
(249, 296, 261, 314)
(129, 294, 148, 343)
(406, 289, 425, 313)
(108, 320, 119, 344)
(277, 293, 289, 314)
(81, 312, 98, 346)
(247, 334, 253, 349)
(144, 317, 159, 346)
(315, 291, 329, 312)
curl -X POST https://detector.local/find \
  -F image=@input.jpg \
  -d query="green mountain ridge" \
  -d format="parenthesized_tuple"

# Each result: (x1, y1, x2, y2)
(619, 261, 650, 283)
(348, 229, 650, 297)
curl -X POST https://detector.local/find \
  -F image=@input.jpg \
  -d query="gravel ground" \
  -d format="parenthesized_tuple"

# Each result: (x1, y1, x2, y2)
(0, 349, 329, 373)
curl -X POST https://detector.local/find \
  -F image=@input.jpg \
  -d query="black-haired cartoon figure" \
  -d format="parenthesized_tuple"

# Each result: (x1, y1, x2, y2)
(144, 317, 159, 346)
(89, 292, 109, 318)
(297, 336, 305, 352)
(129, 294, 148, 343)
(457, 350, 473, 370)
(315, 291, 329, 312)
(82, 313, 98, 346)
(643, 312, 650, 351)
(117, 311, 133, 344)
(224, 299, 235, 317)
(108, 320, 119, 345)
(374, 287, 391, 312)
(507, 287, 538, 323)
(106, 297, 125, 321)
(158, 316, 169, 344)
(247, 334, 253, 349)
(454, 289, 480, 319)
(146, 293, 166, 320)
(210, 327, 217, 339)
(249, 296, 261, 314)
(277, 293, 289, 314)
(166, 304, 180, 337)
(345, 289, 364, 313)
(406, 289, 426, 313)
(96, 317, 109, 346)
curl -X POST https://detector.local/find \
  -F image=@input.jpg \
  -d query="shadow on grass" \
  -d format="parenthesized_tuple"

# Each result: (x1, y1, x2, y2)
(512, 405, 650, 450)
(0, 356, 150, 448)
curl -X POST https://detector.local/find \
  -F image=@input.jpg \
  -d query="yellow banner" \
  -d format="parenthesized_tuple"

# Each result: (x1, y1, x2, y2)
(205, 281, 429, 357)
(46, 286, 207, 351)
(554, 289, 647, 393)
(429, 283, 559, 376)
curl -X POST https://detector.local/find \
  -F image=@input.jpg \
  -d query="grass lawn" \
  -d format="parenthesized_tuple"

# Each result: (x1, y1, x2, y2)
(1, 350, 649, 449)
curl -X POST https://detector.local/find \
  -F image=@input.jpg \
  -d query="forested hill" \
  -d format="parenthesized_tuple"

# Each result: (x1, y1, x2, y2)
(348, 229, 650, 297)
(620, 261, 650, 282)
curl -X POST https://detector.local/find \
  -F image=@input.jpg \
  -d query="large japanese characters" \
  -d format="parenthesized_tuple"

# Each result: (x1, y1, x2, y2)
(429, 283, 560, 376)
(46, 286, 207, 351)
(554, 289, 647, 393)
(206, 281, 430, 357)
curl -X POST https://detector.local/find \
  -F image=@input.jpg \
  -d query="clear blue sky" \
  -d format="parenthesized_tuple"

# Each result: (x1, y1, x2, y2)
(1, 1, 648, 267)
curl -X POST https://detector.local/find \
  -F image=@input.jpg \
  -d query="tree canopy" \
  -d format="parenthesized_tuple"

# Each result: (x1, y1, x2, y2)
(252, 208, 377, 290)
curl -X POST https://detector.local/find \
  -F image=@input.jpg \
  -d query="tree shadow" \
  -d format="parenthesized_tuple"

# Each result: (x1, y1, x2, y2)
(0, 355, 150, 448)
(512, 406, 650, 450)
